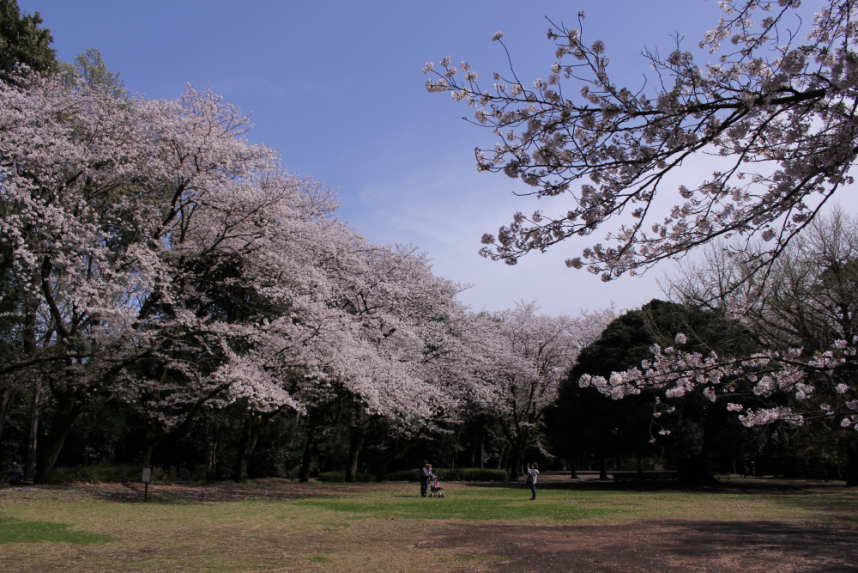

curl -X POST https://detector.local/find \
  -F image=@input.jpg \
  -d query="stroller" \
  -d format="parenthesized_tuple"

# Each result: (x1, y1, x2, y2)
(429, 477, 445, 498)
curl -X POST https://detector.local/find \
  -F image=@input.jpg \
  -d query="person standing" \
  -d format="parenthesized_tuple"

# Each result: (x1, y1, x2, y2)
(7, 461, 23, 485)
(418, 460, 431, 497)
(526, 463, 539, 500)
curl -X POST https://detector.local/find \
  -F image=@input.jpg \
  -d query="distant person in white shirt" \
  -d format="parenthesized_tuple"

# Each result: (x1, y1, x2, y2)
(526, 463, 539, 500)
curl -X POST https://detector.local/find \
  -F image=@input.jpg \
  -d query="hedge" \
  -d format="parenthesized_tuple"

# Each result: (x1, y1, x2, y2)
(48, 464, 206, 483)
(316, 471, 375, 483)
(386, 468, 508, 482)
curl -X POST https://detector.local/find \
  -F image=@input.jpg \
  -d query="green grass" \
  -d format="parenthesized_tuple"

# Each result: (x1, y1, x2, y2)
(0, 480, 854, 572)
(295, 484, 816, 524)
(0, 514, 111, 545)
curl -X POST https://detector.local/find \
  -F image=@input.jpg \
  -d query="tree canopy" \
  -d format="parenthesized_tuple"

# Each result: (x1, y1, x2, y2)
(0, 0, 56, 81)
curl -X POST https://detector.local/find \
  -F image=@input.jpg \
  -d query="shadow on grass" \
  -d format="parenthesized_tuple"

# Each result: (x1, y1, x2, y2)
(0, 514, 111, 545)
(24, 481, 351, 505)
(429, 519, 858, 573)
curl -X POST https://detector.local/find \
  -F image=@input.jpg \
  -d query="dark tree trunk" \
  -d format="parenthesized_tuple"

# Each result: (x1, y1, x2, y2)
(234, 413, 266, 482)
(22, 294, 39, 484)
(299, 423, 319, 483)
(847, 444, 858, 487)
(599, 455, 608, 480)
(142, 444, 155, 469)
(37, 390, 87, 483)
(507, 438, 525, 478)
(23, 381, 41, 483)
(637, 457, 643, 476)
(569, 458, 578, 479)
(0, 387, 17, 442)
(345, 408, 366, 483)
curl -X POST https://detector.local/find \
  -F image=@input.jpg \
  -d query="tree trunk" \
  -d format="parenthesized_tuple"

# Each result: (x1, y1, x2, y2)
(497, 442, 507, 471)
(142, 444, 155, 469)
(599, 455, 608, 480)
(299, 423, 319, 483)
(37, 391, 87, 483)
(569, 458, 578, 479)
(847, 444, 858, 487)
(23, 381, 41, 483)
(637, 457, 643, 476)
(234, 413, 265, 482)
(0, 387, 17, 443)
(345, 408, 366, 482)
(480, 429, 485, 469)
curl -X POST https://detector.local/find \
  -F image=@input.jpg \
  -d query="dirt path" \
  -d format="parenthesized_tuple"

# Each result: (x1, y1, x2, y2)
(427, 520, 858, 573)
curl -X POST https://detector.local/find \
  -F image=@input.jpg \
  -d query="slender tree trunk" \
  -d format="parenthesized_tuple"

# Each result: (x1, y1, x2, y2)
(206, 424, 219, 483)
(496, 442, 507, 471)
(37, 392, 86, 483)
(599, 455, 608, 481)
(637, 457, 643, 476)
(0, 387, 17, 442)
(480, 429, 485, 469)
(21, 291, 39, 484)
(345, 408, 366, 482)
(23, 381, 41, 483)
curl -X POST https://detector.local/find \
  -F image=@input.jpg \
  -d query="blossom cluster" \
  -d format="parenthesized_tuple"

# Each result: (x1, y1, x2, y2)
(579, 333, 858, 431)
(425, 0, 858, 283)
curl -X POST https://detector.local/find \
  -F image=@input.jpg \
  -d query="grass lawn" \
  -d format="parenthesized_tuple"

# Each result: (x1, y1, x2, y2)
(0, 478, 855, 572)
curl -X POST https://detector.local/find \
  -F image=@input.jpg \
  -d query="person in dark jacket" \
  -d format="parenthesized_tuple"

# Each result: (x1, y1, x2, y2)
(418, 460, 431, 497)
(7, 461, 23, 485)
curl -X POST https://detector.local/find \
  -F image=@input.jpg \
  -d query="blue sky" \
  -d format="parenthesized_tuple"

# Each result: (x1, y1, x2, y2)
(20, 0, 824, 316)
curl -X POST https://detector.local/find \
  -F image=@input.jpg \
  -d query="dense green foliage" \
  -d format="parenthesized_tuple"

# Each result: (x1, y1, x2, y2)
(546, 300, 770, 483)
(0, 0, 55, 80)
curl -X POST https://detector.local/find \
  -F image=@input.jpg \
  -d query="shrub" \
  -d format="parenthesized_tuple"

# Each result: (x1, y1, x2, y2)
(386, 468, 508, 482)
(48, 464, 141, 484)
(48, 463, 206, 484)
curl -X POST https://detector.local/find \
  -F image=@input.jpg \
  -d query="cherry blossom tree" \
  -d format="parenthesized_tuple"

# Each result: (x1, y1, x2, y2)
(0, 69, 357, 480)
(475, 302, 615, 475)
(285, 242, 480, 482)
(426, 0, 858, 282)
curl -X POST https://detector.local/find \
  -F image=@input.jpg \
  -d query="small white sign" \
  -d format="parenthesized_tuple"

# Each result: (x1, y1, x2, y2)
(142, 468, 151, 483)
